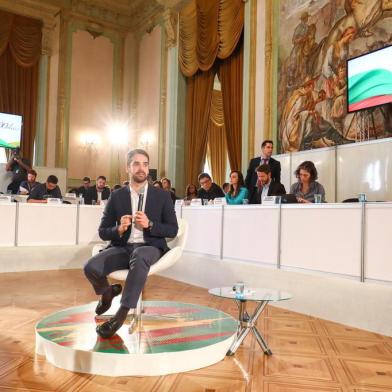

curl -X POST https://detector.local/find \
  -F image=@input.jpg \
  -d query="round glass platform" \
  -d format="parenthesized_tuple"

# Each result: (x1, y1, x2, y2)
(35, 300, 237, 376)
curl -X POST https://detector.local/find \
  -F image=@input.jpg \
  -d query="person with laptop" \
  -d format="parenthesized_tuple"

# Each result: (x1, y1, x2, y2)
(27, 175, 62, 203)
(249, 164, 286, 204)
(290, 161, 326, 203)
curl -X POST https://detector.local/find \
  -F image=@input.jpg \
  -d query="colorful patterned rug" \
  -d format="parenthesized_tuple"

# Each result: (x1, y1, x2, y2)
(36, 301, 237, 355)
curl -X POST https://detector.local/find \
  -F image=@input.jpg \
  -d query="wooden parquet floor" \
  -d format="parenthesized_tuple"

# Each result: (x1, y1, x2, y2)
(0, 269, 391, 391)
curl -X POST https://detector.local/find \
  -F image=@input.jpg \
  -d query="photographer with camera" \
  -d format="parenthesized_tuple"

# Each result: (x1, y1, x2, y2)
(5, 148, 32, 194)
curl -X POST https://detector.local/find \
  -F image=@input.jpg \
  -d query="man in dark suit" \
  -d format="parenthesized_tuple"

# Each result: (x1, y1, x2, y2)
(76, 176, 91, 199)
(249, 164, 286, 204)
(84, 175, 111, 205)
(245, 140, 281, 193)
(197, 173, 225, 201)
(84, 149, 178, 338)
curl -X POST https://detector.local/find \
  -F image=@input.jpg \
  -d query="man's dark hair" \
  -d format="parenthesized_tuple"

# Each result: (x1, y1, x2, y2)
(112, 184, 121, 190)
(96, 175, 106, 181)
(198, 173, 211, 182)
(82, 176, 91, 182)
(127, 149, 149, 166)
(47, 175, 58, 185)
(294, 160, 318, 182)
(28, 169, 37, 177)
(256, 164, 271, 174)
(261, 140, 273, 148)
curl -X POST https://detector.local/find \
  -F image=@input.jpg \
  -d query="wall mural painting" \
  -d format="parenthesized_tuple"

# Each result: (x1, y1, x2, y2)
(277, 0, 392, 153)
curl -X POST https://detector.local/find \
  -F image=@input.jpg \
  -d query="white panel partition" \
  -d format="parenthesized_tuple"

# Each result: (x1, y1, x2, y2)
(17, 204, 77, 246)
(78, 205, 104, 244)
(175, 204, 182, 218)
(0, 202, 16, 246)
(365, 202, 392, 282)
(280, 204, 362, 277)
(337, 139, 392, 203)
(274, 153, 291, 194)
(182, 205, 222, 256)
(223, 205, 279, 265)
(290, 147, 336, 202)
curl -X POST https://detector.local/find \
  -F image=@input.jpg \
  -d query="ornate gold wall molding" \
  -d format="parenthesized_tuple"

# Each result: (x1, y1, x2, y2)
(41, 24, 55, 56)
(159, 27, 168, 178)
(55, 12, 71, 168)
(264, 0, 274, 141)
(163, 9, 178, 49)
(247, 0, 257, 160)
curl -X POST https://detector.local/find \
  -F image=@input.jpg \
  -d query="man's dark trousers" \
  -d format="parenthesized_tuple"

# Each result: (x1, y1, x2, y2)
(84, 244, 162, 309)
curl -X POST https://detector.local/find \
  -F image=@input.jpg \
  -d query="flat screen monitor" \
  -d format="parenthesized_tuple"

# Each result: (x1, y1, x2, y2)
(0, 113, 23, 149)
(347, 44, 392, 112)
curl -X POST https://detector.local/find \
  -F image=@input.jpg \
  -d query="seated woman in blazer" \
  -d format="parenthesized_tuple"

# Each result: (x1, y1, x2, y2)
(290, 160, 326, 203)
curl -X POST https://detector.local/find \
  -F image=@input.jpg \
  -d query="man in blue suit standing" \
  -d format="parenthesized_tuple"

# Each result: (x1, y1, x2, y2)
(84, 149, 178, 338)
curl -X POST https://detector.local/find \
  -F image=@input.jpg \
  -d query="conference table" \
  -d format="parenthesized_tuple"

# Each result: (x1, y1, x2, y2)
(1, 201, 392, 283)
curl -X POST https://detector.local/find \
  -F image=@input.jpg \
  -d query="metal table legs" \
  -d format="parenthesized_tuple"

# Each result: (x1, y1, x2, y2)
(226, 299, 272, 356)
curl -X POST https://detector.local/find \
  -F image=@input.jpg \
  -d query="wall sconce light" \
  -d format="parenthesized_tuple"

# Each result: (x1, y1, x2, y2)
(140, 132, 153, 150)
(80, 133, 101, 150)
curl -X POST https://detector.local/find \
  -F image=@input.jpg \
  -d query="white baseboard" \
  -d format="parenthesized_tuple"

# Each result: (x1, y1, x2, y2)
(159, 252, 392, 337)
(0, 245, 92, 273)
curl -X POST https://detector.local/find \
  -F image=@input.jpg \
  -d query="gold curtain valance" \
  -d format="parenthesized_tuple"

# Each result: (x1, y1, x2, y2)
(0, 11, 42, 68)
(179, 0, 244, 77)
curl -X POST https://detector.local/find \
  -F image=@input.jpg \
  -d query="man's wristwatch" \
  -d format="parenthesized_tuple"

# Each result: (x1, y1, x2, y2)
(148, 220, 154, 230)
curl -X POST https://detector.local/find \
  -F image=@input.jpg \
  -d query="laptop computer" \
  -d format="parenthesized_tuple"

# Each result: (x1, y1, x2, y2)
(280, 194, 298, 204)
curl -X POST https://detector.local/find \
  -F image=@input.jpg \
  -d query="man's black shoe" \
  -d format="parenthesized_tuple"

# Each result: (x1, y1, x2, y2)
(96, 317, 123, 339)
(95, 284, 122, 315)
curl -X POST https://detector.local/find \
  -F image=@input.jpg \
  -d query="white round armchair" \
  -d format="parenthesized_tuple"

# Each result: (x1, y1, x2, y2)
(92, 218, 188, 324)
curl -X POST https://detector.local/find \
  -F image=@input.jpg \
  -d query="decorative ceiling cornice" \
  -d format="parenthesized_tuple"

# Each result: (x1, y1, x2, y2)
(0, 0, 59, 27)
(0, 0, 191, 35)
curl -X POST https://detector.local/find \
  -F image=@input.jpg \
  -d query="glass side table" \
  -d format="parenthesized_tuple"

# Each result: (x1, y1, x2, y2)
(208, 287, 292, 356)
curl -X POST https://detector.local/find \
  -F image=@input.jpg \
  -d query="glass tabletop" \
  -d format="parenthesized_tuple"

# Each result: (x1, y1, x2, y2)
(208, 287, 292, 302)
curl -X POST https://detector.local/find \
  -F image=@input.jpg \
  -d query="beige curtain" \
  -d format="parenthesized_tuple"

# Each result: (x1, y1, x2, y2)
(179, 0, 244, 77)
(207, 90, 227, 185)
(219, 38, 243, 171)
(185, 69, 216, 185)
(0, 11, 42, 161)
(181, 0, 243, 185)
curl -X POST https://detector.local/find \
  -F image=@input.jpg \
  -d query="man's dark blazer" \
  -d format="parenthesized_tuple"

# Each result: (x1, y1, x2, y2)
(249, 181, 286, 204)
(85, 186, 111, 205)
(98, 185, 178, 252)
(245, 156, 281, 190)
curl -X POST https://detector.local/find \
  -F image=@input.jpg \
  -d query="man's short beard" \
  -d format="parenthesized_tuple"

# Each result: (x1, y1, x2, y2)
(132, 174, 147, 184)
